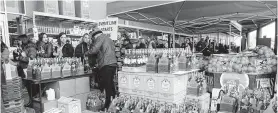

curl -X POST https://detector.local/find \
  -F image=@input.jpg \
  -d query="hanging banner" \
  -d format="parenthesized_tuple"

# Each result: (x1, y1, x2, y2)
(96, 18, 118, 40)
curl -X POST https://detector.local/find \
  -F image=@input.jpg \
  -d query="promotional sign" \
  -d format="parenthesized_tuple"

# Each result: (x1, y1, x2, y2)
(96, 18, 118, 40)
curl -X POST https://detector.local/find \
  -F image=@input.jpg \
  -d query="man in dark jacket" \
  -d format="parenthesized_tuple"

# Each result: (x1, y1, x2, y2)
(85, 28, 117, 110)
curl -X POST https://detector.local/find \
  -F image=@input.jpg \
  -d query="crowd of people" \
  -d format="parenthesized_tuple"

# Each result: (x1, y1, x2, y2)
(1, 28, 118, 111)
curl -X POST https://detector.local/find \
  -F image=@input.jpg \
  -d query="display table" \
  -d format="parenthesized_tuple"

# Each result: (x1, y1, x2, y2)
(23, 72, 95, 113)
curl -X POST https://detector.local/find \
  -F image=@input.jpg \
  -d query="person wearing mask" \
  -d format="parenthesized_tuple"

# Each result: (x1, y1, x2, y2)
(54, 32, 74, 57)
(85, 28, 117, 110)
(37, 33, 53, 58)
(12, 34, 37, 107)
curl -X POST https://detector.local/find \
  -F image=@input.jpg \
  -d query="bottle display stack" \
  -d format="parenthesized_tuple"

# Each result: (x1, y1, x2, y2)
(1, 77, 24, 113)
(26, 57, 86, 80)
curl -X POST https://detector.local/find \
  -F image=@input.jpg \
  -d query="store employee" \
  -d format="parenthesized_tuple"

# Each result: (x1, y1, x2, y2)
(85, 28, 117, 110)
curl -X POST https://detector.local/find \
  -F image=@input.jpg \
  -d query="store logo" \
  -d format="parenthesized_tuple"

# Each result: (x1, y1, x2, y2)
(120, 76, 127, 85)
(133, 77, 140, 88)
(161, 79, 170, 92)
(147, 78, 155, 89)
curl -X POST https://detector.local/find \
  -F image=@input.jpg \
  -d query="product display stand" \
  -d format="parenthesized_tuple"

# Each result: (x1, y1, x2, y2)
(23, 72, 94, 113)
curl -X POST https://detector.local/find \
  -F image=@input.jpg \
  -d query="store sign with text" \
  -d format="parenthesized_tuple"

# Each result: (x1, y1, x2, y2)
(96, 18, 118, 40)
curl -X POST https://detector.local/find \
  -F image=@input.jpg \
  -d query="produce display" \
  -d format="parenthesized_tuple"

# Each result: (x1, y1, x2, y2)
(191, 53, 209, 70)
(208, 46, 277, 74)
(106, 93, 210, 113)
(27, 57, 89, 80)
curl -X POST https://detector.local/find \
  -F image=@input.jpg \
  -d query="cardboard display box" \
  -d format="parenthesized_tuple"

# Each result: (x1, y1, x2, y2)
(58, 97, 82, 113)
(76, 77, 90, 94)
(47, 79, 76, 99)
(33, 97, 58, 112)
(71, 92, 90, 111)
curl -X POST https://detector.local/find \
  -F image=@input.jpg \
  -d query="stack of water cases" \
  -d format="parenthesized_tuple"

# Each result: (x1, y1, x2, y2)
(1, 77, 24, 113)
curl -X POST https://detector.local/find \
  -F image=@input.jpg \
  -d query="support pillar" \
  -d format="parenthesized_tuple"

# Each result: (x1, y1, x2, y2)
(256, 24, 262, 46)
(274, 19, 277, 55)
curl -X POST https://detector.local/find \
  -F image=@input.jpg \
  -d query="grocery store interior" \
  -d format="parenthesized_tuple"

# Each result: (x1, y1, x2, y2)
(0, 0, 277, 113)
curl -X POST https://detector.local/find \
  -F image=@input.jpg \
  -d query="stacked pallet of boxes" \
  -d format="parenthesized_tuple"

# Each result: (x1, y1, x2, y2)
(1, 77, 24, 113)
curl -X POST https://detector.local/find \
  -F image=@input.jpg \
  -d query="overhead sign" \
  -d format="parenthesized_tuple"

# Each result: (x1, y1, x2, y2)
(96, 18, 118, 40)
(230, 21, 242, 32)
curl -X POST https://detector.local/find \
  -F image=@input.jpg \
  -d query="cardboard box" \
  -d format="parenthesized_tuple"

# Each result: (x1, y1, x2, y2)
(36, 0, 59, 15)
(74, 1, 90, 19)
(129, 72, 145, 96)
(58, 0, 75, 16)
(158, 91, 185, 104)
(58, 97, 82, 113)
(118, 71, 131, 94)
(157, 73, 186, 95)
(33, 97, 58, 112)
(73, 92, 90, 111)
(47, 79, 76, 99)
(143, 73, 159, 99)
(75, 77, 90, 94)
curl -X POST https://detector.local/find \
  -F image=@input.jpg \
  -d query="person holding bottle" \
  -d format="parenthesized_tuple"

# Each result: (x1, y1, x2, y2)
(53, 32, 74, 57)
(36, 33, 53, 58)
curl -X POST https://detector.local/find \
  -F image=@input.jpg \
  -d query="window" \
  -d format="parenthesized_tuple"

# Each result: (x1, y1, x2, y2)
(261, 22, 275, 49)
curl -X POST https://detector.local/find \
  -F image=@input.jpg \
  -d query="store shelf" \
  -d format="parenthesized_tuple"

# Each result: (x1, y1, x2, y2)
(33, 11, 96, 24)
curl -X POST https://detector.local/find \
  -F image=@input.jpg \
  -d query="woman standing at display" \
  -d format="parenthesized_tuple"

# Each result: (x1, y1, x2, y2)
(37, 33, 53, 58)
(75, 33, 91, 62)
(53, 32, 74, 57)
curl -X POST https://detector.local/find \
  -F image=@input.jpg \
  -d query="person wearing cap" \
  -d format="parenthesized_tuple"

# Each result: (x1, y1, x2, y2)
(85, 28, 117, 110)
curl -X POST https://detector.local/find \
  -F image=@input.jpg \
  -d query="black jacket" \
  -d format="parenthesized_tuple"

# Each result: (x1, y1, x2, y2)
(85, 34, 117, 69)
